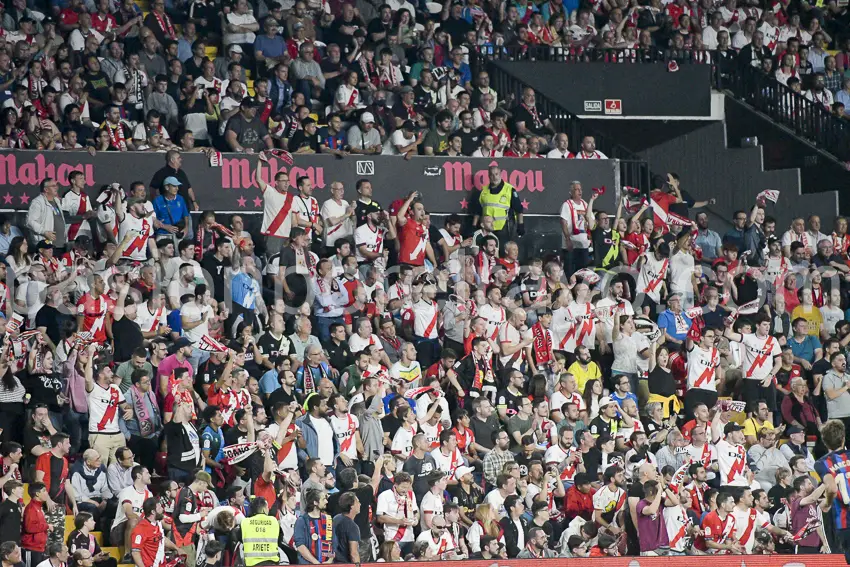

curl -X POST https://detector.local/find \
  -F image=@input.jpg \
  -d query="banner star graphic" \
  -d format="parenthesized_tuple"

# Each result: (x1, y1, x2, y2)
(253, 197, 263, 207)
(19, 194, 30, 205)
(521, 199, 530, 210)
(236, 196, 247, 207)
(459, 198, 468, 210)
(2, 193, 12, 204)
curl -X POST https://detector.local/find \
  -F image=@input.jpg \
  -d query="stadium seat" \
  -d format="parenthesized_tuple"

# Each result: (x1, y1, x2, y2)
(205, 46, 218, 59)
(64, 514, 75, 537)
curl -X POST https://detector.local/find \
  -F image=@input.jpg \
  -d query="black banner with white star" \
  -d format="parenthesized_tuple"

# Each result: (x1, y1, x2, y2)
(0, 151, 618, 215)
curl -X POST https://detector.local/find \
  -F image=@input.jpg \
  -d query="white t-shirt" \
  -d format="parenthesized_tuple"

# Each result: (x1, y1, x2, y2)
(311, 416, 335, 466)
(291, 195, 320, 241)
(265, 421, 299, 470)
(739, 333, 781, 381)
(164, 256, 203, 285)
(732, 506, 768, 553)
(669, 250, 695, 299)
(499, 323, 526, 370)
(596, 297, 634, 344)
(261, 187, 292, 238)
(224, 11, 257, 44)
(132, 122, 171, 143)
(687, 344, 720, 391)
(484, 489, 507, 518)
(554, 302, 597, 353)
(429, 446, 463, 476)
(330, 413, 359, 459)
(354, 224, 386, 263)
(113, 486, 153, 529)
(87, 382, 125, 434)
(391, 425, 417, 461)
(664, 505, 690, 552)
(18, 280, 48, 328)
(478, 303, 506, 342)
(420, 490, 444, 530)
(180, 301, 212, 344)
(135, 302, 167, 334)
(383, 129, 416, 155)
(349, 333, 382, 354)
(636, 254, 669, 303)
(559, 199, 590, 249)
(118, 213, 154, 261)
(438, 228, 463, 276)
(415, 529, 457, 556)
(823, 305, 844, 336)
(320, 198, 353, 247)
(69, 27, 105, 51)
(716, 439, 748, 487)
(167, 279, 195, 306)
(376, 489, 418, 542)
(390, 360, 423, 388)
(593, 484, 626, 518)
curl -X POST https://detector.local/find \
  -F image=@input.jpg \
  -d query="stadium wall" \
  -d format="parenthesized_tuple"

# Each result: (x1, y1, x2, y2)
(491, 61, 714, 118)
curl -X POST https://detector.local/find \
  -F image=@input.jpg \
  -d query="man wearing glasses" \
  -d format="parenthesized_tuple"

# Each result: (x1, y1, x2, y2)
(517, 526, 558, 558)
(290, 42, 325, 101)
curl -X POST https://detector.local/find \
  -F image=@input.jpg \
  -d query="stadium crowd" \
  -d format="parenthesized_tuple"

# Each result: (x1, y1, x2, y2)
(0, 152, 845, 567)
(0, 0, 847, 563)
(0, 0, 847, 155)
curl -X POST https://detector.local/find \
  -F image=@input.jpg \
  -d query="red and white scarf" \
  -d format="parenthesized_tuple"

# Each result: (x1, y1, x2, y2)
(105, 122, 127, 151)
(531, 321, 553, 365)
(153, 10, 176, 39)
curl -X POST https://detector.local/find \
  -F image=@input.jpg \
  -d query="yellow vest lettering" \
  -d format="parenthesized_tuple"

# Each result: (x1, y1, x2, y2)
(242, 514, 281, 566)
(479, 182, 514, 231)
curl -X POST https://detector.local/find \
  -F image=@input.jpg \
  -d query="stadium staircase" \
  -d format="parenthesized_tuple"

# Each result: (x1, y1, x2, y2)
(478, 49, 842, 226)
(22, 484, 133, 567)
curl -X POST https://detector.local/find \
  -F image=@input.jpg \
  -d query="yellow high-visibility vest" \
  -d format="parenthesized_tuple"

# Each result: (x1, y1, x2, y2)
(479, 182, 514, 231)
(242, 514, 280, 566)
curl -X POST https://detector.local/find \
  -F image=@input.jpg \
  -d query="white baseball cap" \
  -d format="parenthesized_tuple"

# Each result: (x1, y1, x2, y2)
(454, 465, 475, 480)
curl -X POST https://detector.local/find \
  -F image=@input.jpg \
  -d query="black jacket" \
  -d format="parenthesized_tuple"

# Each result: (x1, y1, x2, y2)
(499, 515, 528, 558)
(738, 44, 773, 70)
(0, 498, 21, 545)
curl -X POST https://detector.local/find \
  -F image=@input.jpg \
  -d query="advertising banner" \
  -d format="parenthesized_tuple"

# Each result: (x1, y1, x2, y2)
(0, 152, 619, 215)
(493, 61, 713, 118)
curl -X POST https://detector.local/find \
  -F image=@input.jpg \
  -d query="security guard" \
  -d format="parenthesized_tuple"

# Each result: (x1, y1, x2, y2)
(472, 165, 525, 246)
(240, 497, 282, 566)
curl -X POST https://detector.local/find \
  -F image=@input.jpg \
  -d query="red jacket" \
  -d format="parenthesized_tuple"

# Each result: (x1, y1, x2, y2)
(565, 485, 595, 522)
(22, 500, 48, 551)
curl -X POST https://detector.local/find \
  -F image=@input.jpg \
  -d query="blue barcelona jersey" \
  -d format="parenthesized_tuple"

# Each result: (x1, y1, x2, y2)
(815, 449, 850, 530)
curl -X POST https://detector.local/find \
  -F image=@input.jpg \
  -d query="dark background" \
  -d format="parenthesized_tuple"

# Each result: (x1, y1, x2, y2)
(494, 61, 713, 118)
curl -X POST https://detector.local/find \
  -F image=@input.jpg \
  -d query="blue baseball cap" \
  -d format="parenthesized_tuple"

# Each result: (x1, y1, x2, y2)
(163, 176, 182, 186)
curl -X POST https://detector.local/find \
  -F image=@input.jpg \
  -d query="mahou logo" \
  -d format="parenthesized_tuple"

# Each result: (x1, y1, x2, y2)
(220, 156, 326, 190)
(442, 160, 544, 192)
(0, 154, 94, 186)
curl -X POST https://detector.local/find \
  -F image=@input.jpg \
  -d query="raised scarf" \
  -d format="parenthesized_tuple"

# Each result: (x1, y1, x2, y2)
(131, 384, 159, 437)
